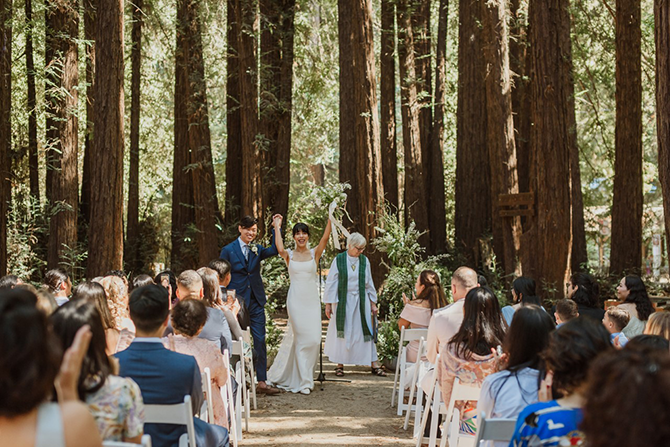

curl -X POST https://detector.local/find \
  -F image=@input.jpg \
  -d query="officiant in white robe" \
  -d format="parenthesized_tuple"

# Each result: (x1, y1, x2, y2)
(324, 233, 383, 371)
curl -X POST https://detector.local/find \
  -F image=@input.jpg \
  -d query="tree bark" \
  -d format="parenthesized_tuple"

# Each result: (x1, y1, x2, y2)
(186, 0, 223, 266)
(26, 0, 39, 202)
(610, 0, 642, 275)
(522, 0, 573, 297)
(171, 0, 196, 270)
(380, 0, 398, 211)
(429, 0, 448, 254)
(260, 0, 295, 221)
(45, 0, 79, 270)
(225, 0, 243, 226)
(481, 0, 521, 276)
(0, 0, 10, 276)
(656, 0, 670, 267)
(454, 0, 489, 266)
(81, 0, 95, 228)
(126, 0, 143, 273)
(88, 0, 124, 277)
(398, 0, 429, 249)
(509, 0, 530, 195)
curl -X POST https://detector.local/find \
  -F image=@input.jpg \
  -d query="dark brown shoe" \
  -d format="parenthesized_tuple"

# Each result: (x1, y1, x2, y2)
(256, 385, 280, 395)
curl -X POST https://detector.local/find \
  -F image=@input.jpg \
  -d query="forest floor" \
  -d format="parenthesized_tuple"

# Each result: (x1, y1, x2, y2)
(241, 318, 416, 447)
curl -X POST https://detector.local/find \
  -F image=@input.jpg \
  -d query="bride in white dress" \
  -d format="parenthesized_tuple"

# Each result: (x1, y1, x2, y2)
(267, 216, 332, 394)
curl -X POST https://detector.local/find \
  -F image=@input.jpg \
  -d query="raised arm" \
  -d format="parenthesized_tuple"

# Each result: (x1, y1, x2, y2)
(314, 219, 332, 264)
(273, 214, 289, 263)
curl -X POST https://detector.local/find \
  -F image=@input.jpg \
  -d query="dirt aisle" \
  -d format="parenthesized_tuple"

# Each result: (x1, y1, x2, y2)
(241, 320, 416, 447)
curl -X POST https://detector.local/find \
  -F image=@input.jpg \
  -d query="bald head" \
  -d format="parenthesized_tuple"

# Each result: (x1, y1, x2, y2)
(451, 267, 479, 301)
(176, 270, 203, 300)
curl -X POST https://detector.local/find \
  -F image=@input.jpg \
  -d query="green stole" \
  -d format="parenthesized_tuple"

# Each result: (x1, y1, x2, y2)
(335, 252, 372, 342)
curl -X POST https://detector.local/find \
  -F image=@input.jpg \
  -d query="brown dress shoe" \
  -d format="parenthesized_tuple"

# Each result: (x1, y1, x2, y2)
(256, 384, 280, 395)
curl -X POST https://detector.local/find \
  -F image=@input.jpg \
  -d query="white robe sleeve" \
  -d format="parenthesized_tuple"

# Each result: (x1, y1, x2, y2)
(365, 259, 377, 303)
(324, 257, 339, 304)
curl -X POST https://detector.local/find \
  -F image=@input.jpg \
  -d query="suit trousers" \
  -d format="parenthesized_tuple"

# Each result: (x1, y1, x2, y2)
(248, 293, 267, 382)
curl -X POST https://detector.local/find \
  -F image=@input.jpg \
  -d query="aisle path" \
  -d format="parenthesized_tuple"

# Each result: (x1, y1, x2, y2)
(242, 319, 415, 446)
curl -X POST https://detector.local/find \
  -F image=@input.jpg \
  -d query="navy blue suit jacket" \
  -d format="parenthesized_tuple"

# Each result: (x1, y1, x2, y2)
(116, 341, 228, 447)
(219, 236, 278, 307)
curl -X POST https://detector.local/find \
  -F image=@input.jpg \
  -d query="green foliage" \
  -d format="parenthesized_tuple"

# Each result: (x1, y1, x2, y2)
(6, 188, 46, 281)
(376, 319, 400, 364)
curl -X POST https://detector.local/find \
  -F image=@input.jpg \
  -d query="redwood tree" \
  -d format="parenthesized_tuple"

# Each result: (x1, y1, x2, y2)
(88, 0, 124, 277)
(0, 0, 10, 276)
(510, 0, 530, 194)
(380, 0, 398, 211)
(610, 0, 643, 275)
(657, 0, 670, 263)
(80, 0, 95, 227)
(26, 0, 39, 201)
(45, 0, 79, 269)
(225, 0, 243, 226)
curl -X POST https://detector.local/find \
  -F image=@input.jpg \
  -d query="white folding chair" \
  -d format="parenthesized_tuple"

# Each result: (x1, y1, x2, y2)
(474, 411, 517, 445)
(393, 327, 429, 415)
(103, 435, 152, 447)
(242, 328, 257, 410)
(232, 337, 250, 431)
(143, 395, 196, 447)
(199, 368, 214, 424)
(416, 355, 441, 447)
(221, 350, 239, 446)
(440, 377, 481, 447)
(403, 337, 427, 433)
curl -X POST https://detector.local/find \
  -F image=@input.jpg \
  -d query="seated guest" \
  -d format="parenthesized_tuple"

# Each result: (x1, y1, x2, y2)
(398, 270, 448, 363)
(0, 274, 22, 290)
(198, 267, 241, 345)
(603, 307, 630, 348)
(154, 270, 179, 308)
(509, 317, 612, 446)
(581, 344, 670, 447)
(425, 267, 479, 364)
(478, 305, 555, 447)
(563, 272, 604, 322)
(164, 299, 229, 428)
(116, 285, 229, 447)
(625, 334, 669, 352)
(0, 288, 102, 447)
(44, 268, 72, 306)
(437, 287, 506, 430)
(554, 299, 578, 327)
(643, 310, 670, 340)
(177, 270, 205, 300)
(51, 300, 144, 443)
(105, 270, 129, 290)
(131, 274, 155, 291)
(35, 287, 58, 315)
(615, 275, 654, 338)
(101, 275, 135, 334)
(501, 277, 542, 326)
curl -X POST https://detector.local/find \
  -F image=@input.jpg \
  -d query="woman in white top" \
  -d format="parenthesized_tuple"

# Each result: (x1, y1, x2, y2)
(615, 275, 655, 338)
(267, 215, 331, 394)
(0, 288, 102, 447)
(477, 305, 555, 447)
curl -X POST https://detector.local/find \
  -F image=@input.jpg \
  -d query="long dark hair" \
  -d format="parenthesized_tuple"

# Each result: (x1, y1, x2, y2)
(569, 272, 600, 308)
(623, 275, 654, 321)
(415, 270, 448, 311)
(448, 287, 506, 359)
(512, 276, 542, 306)
(50, 300, 112, 400)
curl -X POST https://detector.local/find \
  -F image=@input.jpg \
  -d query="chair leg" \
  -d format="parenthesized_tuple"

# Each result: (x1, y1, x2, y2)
(412, 389, 424, 438)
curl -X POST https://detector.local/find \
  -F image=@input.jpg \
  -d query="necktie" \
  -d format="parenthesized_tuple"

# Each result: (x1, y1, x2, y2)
(243, 245, 249, 260)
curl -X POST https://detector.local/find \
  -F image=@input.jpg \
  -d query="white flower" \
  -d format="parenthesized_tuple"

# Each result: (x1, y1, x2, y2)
(250, 245, 259, 256)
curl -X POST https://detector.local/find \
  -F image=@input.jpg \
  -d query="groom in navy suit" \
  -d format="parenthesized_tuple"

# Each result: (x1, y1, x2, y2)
(219, 215, 280, 394)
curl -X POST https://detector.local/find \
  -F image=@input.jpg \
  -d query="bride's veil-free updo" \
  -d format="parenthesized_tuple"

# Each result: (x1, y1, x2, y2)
(292, 222, 311, 250)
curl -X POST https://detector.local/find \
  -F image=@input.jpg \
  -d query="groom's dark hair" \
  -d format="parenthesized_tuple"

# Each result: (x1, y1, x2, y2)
(239, 215, 258, 228)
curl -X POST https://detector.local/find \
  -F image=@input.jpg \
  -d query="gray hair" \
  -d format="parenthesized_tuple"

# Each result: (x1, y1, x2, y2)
(347, 232, 367, 249)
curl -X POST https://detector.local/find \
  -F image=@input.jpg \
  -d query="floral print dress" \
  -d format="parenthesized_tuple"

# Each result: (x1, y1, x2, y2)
(85, 375, 144, 442)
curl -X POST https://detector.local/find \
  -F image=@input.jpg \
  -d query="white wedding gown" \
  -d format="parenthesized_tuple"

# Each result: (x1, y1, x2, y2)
(267, 249, 322, 393)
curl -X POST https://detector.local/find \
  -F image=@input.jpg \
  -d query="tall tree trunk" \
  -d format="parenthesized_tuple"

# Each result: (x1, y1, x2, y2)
(237, 0, 262, 225)
(338, 0, 385, 284)
(380, 0, 398, 211)
(81, 0, 95, 228)
(126, 0, 143, 273)
(45, 0, 79, 270)
(26, 0, 39, 202)
(0, 0, 10, 276)
(481, 0, 521, 276)
(454, 0, 489, 267)
(186, 0, 223, 266)
(510, 0, 530, 194)
(429, 0, 448, 254)
(171, 0, 196, 270)
(522, 0, 573, 297)
(656, 0, 670, 266)
(610, 0, 642, 275)
(338, 0, 359, 229)
(88, 0, 124, 277)
(398, 0, 429, 249)
(225, 0, 243, 226)
(413, 0, 432, 211)
(260, 0, 295, 221)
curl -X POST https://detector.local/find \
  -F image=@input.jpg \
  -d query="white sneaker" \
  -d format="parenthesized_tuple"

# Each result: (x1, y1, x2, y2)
(299, 388, 311, 395)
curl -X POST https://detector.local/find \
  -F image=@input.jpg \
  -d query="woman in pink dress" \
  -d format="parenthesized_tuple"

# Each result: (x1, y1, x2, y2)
(164, 299, 229, 428)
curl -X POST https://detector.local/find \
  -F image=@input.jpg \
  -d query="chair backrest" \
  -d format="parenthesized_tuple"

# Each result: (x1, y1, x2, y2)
(103, 435, 152, 447)
(201, 368, 214, 424)
(403, 328, 429, 343)
(231, 337, 244, 356)
(242, 328, 251, 345)
(143, 395, 196, 447)
(445, 377, 482, 423)
(474, 411, 517, 444)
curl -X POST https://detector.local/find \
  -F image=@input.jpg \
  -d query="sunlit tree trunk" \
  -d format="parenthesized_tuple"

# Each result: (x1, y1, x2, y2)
(80, 0, 95, 228)
(656, 0, 670, 264)
(0, 0, 10, 275)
